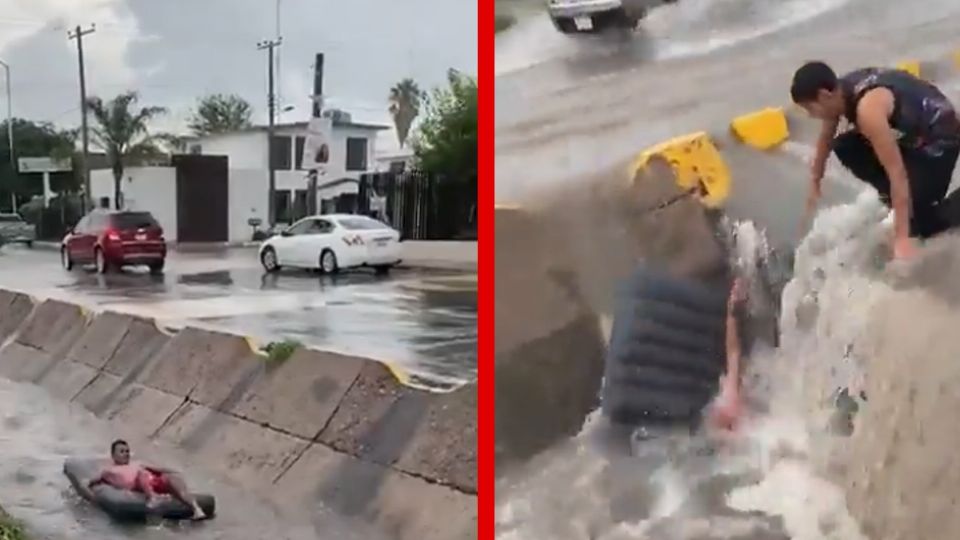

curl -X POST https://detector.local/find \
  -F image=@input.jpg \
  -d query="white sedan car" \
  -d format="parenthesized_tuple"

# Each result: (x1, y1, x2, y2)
(258, 214, 402, 274)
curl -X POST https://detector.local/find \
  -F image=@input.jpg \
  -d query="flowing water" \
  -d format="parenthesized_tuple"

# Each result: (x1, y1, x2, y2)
(0, 374, 384, 539)
(496, 186, 960, 539)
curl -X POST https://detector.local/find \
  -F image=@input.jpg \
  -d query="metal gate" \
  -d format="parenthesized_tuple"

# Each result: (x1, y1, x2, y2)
(356, 172, 476, 240)
(174, 155, 229, 243)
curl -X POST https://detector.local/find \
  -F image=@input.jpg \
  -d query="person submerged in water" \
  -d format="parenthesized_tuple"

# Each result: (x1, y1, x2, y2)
(791, 61, 960, 260)
(88, 439, 206, 520)
(706, 277, 746, 431)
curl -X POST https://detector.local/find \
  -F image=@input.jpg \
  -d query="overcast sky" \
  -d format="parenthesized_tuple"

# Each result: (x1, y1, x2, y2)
(0, 0, 477, 151)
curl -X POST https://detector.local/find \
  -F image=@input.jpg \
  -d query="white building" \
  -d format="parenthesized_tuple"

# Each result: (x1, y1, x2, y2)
(89, 112, 391, 244)
(185, 113, 390, 223)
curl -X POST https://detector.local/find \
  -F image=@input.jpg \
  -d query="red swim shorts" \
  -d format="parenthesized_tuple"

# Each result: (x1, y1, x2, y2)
(136, 469, 171, 495)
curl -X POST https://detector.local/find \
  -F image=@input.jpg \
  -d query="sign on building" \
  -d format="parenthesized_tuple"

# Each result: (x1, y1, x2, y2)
(302, 117, 332, 175)
(17, 157, 72, 173)
(18, 157, 72, 207)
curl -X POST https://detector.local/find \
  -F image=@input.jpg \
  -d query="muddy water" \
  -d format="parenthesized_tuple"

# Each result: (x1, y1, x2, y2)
(497, 187, 960, 539)
(0, 376, 382, 540)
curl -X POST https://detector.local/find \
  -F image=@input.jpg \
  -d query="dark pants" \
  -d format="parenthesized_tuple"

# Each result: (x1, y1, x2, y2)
(832, 131, 960, 239)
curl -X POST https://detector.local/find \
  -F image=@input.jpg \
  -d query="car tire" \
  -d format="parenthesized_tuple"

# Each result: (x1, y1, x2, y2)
(260, 247, 281, 273)
(373, 265, 392, 276)
(149, 260, 165, 275)
(94, 248, 112, 275)
(601, 265, 729, 428)
(319, 249, 339, 275)
(24, 240, 33, 249)
(61, 248, 73, 271)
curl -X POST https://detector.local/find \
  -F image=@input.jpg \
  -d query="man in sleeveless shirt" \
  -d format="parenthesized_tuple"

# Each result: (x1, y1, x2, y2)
(790, 61, 960, 260)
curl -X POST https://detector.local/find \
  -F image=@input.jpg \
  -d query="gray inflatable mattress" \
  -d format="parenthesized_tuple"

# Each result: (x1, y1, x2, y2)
(63, 457, 216, 522)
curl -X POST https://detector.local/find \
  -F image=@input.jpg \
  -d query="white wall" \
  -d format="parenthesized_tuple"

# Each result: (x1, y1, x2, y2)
(193, 132, 267, 169)
(228, 168, 269, 243)
(90, 167, 178, 241)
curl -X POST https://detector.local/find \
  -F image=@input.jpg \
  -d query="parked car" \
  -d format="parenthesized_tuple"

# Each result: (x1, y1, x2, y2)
(61, 210, 166, 274)
(0, 213, 36, 247)
(546, 0, 677, 34)
(258, 214, 402, 275)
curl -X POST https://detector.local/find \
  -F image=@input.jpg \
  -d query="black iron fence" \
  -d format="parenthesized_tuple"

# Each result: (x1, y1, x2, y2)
(356, 172, 477, 240)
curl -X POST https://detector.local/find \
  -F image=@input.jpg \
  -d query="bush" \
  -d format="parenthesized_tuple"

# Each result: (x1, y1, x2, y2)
(0, 510, 28, 540)
(261, 339, 301, 364)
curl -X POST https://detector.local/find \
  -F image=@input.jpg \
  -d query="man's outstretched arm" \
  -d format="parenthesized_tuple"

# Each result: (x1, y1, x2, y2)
(857, 88, 915, 257)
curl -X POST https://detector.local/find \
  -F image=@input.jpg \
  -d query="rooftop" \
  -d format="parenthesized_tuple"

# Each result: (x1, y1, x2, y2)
(186, 119, 391, 141)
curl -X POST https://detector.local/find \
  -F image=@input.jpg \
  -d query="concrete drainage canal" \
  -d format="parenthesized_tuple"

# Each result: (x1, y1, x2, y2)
(0, 290, 477, 540)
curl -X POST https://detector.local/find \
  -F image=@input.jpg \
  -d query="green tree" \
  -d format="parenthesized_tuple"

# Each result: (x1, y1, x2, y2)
(188, 93, 253, 136)
(388, 79, 424, 149)
(413, 69, 477, 180)
(0, 118, 76, 212)
(86, 91, 170, 210)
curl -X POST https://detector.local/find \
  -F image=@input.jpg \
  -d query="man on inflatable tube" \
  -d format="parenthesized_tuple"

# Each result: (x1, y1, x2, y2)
(792, 61, 960, 260)
(87, 439, 207, 520)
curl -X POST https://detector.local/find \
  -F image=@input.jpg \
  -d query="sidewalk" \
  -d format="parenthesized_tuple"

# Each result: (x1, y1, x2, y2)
(31, 240, 477, 272)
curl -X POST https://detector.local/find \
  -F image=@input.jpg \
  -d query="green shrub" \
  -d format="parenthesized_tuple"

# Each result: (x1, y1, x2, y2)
(0, 513, 28, 540)
(261, 339, 301, 364)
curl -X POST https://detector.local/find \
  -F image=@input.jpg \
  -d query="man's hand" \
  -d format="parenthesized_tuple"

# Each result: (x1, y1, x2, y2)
(707, 377, 742, 431)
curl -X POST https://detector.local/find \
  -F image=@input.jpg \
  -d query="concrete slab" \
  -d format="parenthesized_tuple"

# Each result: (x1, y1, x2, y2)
(188, 343, 263, 412)
(102, 318, 169, 379)
(0, 290, 33, 342)
(230, 348, 365, 440)
(274, 443, 477, 540)
(15, 299, 88, 353)
(0, 342, 57, 382)
(393, 383, 477, 493)
(143, 328, 251, 398)
(154, 402, 307, 488)
(94, 382, 186, 442)
(317, 363, 477, 491)
(37, 360, 99, 402)
(66, 312, 134, 369)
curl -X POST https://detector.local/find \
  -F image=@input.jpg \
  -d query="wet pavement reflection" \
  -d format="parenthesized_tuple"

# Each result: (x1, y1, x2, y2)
(0, 245, 476, 389)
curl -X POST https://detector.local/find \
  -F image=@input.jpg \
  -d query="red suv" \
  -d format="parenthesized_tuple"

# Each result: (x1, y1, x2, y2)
(61, 210, 167, 274)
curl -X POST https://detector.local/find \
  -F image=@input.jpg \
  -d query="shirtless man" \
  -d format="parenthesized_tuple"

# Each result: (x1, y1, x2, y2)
(88, 439, 206, 520)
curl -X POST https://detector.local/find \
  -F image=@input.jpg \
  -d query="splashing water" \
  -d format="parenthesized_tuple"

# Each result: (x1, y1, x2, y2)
(495, 187, 960, 539)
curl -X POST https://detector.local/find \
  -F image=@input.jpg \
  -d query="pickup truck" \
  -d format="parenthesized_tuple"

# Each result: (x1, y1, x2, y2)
(547, 0, 677, 33)
(0, 213, 35, 247)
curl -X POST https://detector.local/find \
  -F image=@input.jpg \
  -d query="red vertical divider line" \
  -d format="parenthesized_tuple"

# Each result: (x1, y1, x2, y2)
(477, 0, 494, 536)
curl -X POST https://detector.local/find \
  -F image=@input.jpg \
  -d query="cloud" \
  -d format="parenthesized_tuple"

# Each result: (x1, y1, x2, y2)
(0, 0, 143, 102)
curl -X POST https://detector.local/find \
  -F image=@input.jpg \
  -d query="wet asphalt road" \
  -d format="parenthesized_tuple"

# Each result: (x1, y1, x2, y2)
(495, 0, 960, 204)
(0, 244, 477, 389)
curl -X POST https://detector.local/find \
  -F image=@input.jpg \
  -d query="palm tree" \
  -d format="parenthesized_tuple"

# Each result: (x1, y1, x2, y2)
(388, 78, 423, 149)
(86, 91, 169, 210)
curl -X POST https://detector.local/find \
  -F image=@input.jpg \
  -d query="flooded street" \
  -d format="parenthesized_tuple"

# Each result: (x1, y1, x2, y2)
(0, 245, 477, 389)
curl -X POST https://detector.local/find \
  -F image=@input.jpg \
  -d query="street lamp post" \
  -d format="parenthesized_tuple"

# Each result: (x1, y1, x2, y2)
(0, 60, 14, 212)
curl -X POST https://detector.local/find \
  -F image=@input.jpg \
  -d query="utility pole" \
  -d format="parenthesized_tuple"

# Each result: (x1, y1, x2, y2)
(69, 24, 95, 214)
(275, 0, 282, 123)
(0, 59, 14, 212)
(258, 37, 281, 228)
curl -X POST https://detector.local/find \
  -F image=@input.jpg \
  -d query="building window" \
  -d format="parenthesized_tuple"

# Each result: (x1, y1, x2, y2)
(388, 160, 406, 174)
(274, 190, 292, 223)
(295, 136, 306, 170)
(345, 137, 368, 171)
(293, 189, 308, 219)
(270, 136, 292, 170)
